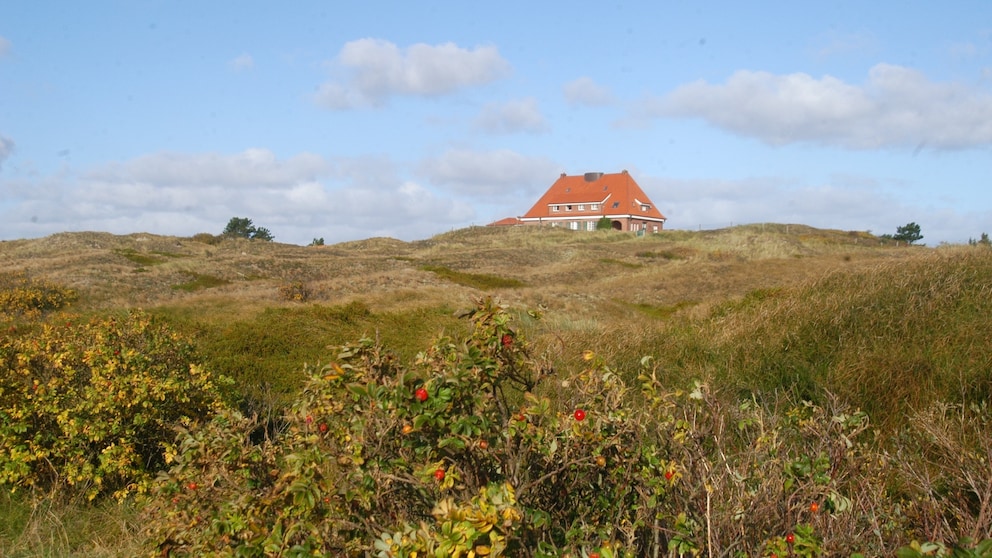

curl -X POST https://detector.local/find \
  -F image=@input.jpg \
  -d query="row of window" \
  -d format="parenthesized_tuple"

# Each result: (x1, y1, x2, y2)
(550, 201, 638, 213)
(548, 221, 662, 232)
(550, 221, 599, 230)
(550, 203, 600, 212)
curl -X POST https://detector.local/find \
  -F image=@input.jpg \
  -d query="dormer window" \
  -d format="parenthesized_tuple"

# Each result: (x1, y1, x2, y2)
(641, 204, 651, 211)
(612, 202, 620, 208)
(566, 205, 573, 211)
(590, 203, 599, 211)
(551, 205, 560, 212)
(577, 204, 585, 211)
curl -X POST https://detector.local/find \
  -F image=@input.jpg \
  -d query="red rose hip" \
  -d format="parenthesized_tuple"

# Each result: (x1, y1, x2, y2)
(415, 387, 428, 402)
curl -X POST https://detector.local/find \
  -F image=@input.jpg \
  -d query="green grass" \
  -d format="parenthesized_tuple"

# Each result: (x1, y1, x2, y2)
(598, 258, 641, 269)
(113, 248, 167, 267)
(154, 300, 462, 414)
(171, 272, 231, 292)
(420, 265, 525, 289)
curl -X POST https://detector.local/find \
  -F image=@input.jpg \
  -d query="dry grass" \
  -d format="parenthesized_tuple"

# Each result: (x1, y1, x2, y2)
(3, 224, 990, 555)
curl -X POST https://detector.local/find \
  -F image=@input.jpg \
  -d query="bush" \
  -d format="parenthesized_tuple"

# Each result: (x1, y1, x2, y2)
(278, 281, 312, 303)
(0, 311, 230, 500)
(0, 272, 77, 320)
(141, 297, 909, 556)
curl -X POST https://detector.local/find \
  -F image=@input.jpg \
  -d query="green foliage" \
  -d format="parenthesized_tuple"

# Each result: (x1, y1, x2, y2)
(968, 233, 990, 247)
(139, 298, 914, 556)
(114, 248, 168, 267)
(596, 217, 613, 230)
(893, 222, 924, 244)
(0, 311, 230, 500)
(309, 237, 325, 246)
(171, 272, 230, 292)
(222, 217, 274, 241)
(142, 298, 679, 555)
(0, 272, 77, 320)
(420, 265, 525, 289)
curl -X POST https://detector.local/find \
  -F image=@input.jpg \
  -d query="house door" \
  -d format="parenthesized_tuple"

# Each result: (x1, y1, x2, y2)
(611, 220, 622, 231)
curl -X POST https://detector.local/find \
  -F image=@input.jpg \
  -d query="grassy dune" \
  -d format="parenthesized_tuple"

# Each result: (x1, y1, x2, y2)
(2, 224, 990, 555)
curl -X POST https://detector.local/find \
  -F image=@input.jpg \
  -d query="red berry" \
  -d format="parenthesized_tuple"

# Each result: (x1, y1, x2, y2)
(318, 422, 328, 433)
(433, 468, 445, 481)
(573, 409, 586, 421)
(415, 387, 429, 402)
(501, 333, 513, 347)
(187, 482, 198, 491)
(589, 553, 600, 558)
(478, 439, 489, 449)
(810, 501, 819, 513)
(786, 533, 795, 544)
(305, 415, 313, 424)
(665, 470, 674, 481)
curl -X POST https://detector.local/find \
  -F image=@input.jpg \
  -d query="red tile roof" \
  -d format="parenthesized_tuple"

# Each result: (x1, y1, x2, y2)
(487, 217, 523, 227)
(520, 171, 666, 222)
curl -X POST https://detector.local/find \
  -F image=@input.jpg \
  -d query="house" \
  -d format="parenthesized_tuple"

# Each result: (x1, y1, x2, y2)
(513, 170, 666, 233)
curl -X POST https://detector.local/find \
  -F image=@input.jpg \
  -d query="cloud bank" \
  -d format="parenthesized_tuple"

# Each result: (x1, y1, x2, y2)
(315, 39, 511, 109)
(634, 64, 992, 150)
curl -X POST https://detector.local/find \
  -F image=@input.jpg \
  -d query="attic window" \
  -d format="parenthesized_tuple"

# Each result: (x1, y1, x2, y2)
(590, 203, 599, 210)
(641, 204, 651, 211)
(566, 205, 573, 211)
(577, 204, 585, 211)
(612, 201, 620, 208)
(551, 205, 560, 212)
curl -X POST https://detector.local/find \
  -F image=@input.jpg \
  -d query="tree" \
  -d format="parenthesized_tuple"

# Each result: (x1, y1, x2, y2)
(969, 233, 990, 247)
(893, 222, 923, 245)
(222, 217, 274, 241)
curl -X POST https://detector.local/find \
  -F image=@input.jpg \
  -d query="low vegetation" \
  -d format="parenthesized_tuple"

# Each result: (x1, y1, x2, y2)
(1, 224, 992, 556)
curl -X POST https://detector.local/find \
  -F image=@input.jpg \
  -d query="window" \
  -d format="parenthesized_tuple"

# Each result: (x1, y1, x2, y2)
(551, 205, 560, 212)
(578, 204, 585, 211)
(585, 220, 596, 231)
(641, 204, 651, 211)
(566, 205, 573, 211)
(612, 201, 620, 208)
(590, 203, 599, 211)
(569, 221, 579, 230)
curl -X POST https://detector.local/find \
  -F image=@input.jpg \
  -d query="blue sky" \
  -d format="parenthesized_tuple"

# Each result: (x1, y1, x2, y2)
(1, 1, 991, 245)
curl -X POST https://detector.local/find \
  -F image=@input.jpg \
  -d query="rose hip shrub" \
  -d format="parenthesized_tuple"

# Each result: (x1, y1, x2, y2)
(0, 311, 229, 500)
(143, 297, 682, 556)
(139, 296, 989, 556)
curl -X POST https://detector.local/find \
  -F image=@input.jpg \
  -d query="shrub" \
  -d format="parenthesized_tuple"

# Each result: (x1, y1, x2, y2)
(278, 281, 312, 303)
(0, 311, 230, 500)
(142, 298, 677, 555)
(141, 297, 903, 556)
(0, 272, 77, 320)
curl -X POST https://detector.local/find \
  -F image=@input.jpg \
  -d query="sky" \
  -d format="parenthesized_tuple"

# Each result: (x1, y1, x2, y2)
(1, 2, 991, 246)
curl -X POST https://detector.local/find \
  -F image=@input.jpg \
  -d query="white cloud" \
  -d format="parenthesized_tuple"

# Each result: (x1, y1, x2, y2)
(474, 98, 549, 134)
(229, 53, 254, 71)
(0, 36, 10, 57)
(631, 64, 992, 150)
(639, 173, 978, 243)
(314, 39, 511, 109)
(85, 148, 331, 187)
(0, 134, 13, 169)
(563, 77, 615, 106)
(418, 148, 559, 197)
(0, 149, 482, 244)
